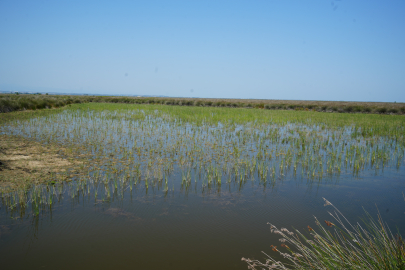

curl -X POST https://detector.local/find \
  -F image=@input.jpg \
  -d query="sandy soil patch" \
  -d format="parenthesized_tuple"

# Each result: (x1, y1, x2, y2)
(0, 134, 83, 191)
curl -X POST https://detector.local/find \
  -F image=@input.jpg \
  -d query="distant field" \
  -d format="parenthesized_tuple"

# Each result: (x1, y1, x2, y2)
(1, 93, 405, 115)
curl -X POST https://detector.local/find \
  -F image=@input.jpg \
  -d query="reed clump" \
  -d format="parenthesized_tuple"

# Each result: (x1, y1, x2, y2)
(242, 198, 405, 270)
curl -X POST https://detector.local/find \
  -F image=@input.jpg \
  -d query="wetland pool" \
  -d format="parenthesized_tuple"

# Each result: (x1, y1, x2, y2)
(0, 106, 404, 269)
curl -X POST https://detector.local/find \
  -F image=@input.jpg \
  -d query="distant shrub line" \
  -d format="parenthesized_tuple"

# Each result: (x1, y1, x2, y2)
(1, 93, 404, 115)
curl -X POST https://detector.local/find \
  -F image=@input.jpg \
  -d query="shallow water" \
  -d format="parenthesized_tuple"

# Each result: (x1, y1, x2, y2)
(1, 109, 404, 269)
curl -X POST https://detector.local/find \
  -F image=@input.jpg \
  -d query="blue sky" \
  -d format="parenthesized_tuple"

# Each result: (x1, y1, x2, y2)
(0, 0, 404, 102)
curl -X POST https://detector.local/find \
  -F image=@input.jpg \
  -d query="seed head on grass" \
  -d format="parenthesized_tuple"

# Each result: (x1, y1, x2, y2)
(244, 198, 405, 270)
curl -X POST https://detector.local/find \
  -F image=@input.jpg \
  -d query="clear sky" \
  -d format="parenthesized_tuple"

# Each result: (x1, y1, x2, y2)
(0, 1, 404, 102)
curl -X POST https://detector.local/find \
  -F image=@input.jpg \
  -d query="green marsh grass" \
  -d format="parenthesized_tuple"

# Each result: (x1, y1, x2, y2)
(0, 103, 404, 220)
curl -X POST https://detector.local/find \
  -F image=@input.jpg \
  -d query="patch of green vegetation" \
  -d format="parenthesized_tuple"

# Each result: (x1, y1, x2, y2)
(1, 103, 404, 220)
(2, 93, 405, 116)
(63, 103, 405, 140)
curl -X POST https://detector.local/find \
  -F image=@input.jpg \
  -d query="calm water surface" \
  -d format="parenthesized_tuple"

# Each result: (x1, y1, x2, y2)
(1, 171, 404, 269)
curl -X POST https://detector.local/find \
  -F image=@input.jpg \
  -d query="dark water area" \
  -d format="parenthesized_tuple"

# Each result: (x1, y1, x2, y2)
(1, 168, 404, 270)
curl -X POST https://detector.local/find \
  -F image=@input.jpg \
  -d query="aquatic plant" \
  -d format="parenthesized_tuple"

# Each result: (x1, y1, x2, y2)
(0, 103, 404, 220)
(242, 198, 405, 270)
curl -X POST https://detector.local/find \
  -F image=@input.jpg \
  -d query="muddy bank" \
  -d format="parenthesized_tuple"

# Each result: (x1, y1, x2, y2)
(0, 135, 83, 191)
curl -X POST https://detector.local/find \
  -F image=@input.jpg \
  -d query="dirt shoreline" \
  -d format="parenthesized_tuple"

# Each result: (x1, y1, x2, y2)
(0, 134, 82, 191)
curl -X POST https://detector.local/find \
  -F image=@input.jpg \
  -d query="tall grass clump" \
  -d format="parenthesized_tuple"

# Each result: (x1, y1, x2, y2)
(243, 198, 405, 270)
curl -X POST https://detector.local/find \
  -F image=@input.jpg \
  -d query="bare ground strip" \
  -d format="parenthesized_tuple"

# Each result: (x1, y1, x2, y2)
(0, 134, 83, 191)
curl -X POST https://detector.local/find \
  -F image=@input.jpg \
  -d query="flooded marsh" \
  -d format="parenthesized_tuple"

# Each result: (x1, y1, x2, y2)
(0, 103, 404, 269)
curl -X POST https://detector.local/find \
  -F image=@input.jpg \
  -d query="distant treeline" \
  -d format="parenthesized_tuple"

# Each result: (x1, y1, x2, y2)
(1, 93, 405, 115)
